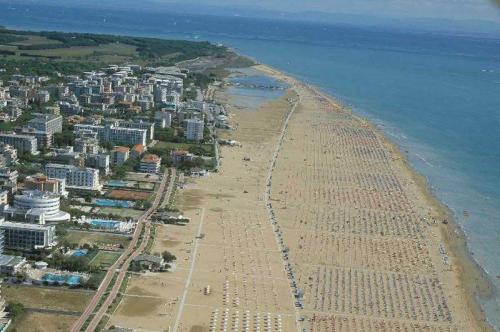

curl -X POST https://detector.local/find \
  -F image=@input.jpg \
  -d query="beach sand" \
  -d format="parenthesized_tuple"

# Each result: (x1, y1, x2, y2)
(108, 64, 490, 332)
(256, 64, 491, 331)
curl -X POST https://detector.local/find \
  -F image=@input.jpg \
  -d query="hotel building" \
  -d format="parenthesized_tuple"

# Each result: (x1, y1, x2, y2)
(45, 164, 100, 190)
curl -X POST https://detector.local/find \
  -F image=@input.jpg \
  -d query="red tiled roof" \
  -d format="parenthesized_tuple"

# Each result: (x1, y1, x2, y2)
(141, 154, 160, 163)
(132, 144, 145, 153)
(170, 149, 189, 156)
(112, 146, 130, 153)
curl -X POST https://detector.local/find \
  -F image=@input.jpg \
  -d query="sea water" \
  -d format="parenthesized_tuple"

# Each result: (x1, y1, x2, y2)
(227, 67, 288, 109)
(1, 4, 499, 328)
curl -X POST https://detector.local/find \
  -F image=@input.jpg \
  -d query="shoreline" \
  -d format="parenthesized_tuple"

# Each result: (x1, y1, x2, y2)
(253, 62, 493, 331)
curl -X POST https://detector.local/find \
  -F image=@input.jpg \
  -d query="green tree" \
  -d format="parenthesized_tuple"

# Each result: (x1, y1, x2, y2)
(162, 251, 176, 263)
(7, 302, 25, 318)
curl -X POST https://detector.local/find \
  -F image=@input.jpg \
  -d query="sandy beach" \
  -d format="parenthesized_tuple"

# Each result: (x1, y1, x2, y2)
(108, 64, 490, 332)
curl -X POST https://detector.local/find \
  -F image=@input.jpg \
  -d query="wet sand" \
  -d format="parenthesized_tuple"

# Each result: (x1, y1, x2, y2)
(108, 63, 491, 332)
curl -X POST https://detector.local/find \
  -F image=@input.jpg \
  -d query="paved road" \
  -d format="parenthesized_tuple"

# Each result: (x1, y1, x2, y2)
(71, 168, 175, 332)
(264, 92, 302, 332)
(171, 207, 205, 332)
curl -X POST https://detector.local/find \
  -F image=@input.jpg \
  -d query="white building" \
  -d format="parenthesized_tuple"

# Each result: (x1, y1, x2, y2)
(74, 124, 147, 146)
(11, 190, 70, 222)
(34, 90, 50, 104)
(0, 133, 38, 155)
(185, 119, 204, 142)
(45, 164, 100, 190)
(139, 154, 161, 174)
(154, 111, 172, 128)
(85, 154, 110, 175)
(111, 146, 130, 166)
(74, 136, 100, 154)
(0, 221, 56, 250)
(117, 121, 155, 141)
(0, 143, 18, 166)
(27, 113, 63, 134)
(0, 191, 8, 206)
(24, 175, 67, 197)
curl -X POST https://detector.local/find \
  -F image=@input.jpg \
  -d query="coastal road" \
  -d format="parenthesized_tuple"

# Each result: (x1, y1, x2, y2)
(264, 89, 302, 332)
(71, 168, 175, 332)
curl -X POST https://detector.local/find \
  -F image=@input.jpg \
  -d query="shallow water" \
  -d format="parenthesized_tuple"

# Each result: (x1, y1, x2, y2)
(226, 68, 288, 109)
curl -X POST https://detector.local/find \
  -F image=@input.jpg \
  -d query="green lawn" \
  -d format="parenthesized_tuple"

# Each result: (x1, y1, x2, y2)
(2, 285, 93, 312)
(97, 207, 143, 218)
(89, 251, 122, 269)
(137, 181, 155, 190)
(153, 141, 214, 157)
(64, 230, 131, 248)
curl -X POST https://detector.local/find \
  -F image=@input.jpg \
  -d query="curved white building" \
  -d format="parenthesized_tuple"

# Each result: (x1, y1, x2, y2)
(13, 190, 70, 222)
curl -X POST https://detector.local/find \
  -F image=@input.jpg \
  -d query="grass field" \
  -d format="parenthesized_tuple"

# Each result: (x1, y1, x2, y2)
(97, 207, 143, 218)
(89, 251, 122, 269)
(0, 35, 139, 63)
(2, 285, 93, 312)
(9, 312, 76, 332)
(154, 141, 214, 156)
(0, 28, 230, 80)
(11, 35, 62, 46)
(22, 43, 138, 58)
(137, 181, 155, 190)
(108, 189, 151, 200)
(64, 230, 131, 248)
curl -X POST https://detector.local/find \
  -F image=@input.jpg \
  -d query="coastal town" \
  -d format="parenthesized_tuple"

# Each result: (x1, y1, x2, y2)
(0, 28, 490, 332)
(0, 51, 228, 330)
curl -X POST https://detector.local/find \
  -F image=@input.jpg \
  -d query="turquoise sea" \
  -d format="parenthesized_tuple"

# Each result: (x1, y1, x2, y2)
(1, 3, 499, 328)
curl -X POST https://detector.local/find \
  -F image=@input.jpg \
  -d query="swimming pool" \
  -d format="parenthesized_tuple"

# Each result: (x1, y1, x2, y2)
(93, 198, 133, 208)
(71, 249, 88, 257)
(89, 219, 122, 230)
(105, 180, 136, 188)
(42, 273, 81, 286)
(66, 275, 81, 286)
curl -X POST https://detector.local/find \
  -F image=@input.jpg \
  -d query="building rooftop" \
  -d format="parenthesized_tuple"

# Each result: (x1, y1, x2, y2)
(141, 154, 160, 163)
(25, 175, 60, 185)
(132, 144, 145, 153)
(0, 132, 38, 140)
(0, 254, 26, 267)
(112, 146, 130, 153)
(17, 190, 60, 200)
(28, 113, 62, 122)
(46, 163, 98, 172)
(0, 221, 55, 230)
(133, 254, 163, 264)
(170, 149, 189, 157)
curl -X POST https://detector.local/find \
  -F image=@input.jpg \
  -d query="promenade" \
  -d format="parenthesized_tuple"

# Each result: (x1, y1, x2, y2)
(71, 168, 175, 332)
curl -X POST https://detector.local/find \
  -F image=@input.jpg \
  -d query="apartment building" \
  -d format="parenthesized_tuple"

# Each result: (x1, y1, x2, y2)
(27, 113, 63, 134)
(45, 163, 100, 190)
(111, 146, 130, 166)
(185, 119, 204, 142)
(74, 124, 147, 146)
(139, 154, 161, 174)
(0, 133, 38, 155)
